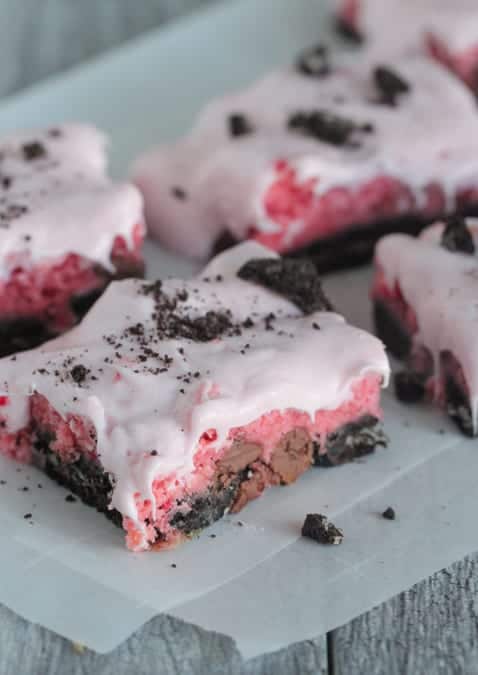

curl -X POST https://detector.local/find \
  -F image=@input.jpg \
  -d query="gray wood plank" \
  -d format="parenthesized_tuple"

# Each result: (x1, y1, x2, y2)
(245, 638, 328, 675)
(0, 600, 327, 675)
(0, 602, 243, 675)
(332, 554, 478, 675)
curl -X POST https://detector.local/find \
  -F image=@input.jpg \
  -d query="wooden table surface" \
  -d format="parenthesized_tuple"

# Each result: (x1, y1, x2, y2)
(1, 2, 477, 673)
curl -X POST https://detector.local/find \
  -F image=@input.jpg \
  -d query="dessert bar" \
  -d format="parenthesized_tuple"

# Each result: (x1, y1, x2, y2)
(133, 51, 478, 272)
(373, 217, 478, 436)
(0, 243, 389, 550)
(0, 124, 144, 356)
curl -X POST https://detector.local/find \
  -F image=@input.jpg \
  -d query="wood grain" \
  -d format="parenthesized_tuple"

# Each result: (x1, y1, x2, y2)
(332, 555, 478, 675)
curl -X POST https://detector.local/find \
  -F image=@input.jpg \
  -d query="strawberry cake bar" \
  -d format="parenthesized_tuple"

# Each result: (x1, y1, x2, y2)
(0, 124, 145, 357)
(373, 217, 478, 436)
(132, 51, 478, 273)
(0, 243, 389, 551)
(336, 0, 478, 92)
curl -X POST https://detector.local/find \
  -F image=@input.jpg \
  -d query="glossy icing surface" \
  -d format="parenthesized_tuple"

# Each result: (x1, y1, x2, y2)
(0, 243, 389, 535)
(0, 124, 143, 277)
(133, 55, 478, 259)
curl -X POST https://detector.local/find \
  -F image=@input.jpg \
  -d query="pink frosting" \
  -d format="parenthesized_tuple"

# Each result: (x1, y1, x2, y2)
(337, 0, 478, 56)
(375, 219, 478, 430)
(132, 55, 478, 260)
(0, 124, 144, 277)
(0, 242, 389, 549)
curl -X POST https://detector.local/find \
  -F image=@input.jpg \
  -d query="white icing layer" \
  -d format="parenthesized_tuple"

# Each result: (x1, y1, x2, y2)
(375, 221, 478, 429)
(0, 124, 144, 277)
(132, 55, 478, 259)
(0, 243, 389, 535)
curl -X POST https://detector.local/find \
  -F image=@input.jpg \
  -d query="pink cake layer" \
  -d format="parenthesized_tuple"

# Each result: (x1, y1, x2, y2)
(253, 163, 447, 254)
(0, 222, 144, 334)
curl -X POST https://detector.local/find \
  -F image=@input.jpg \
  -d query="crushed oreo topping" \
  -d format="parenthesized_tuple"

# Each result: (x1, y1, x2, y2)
(23, 513, 33, 520)
(134, 281, 242, 347)
(22, 141, 47, 161)
(70, 364, 88, 384)
(237, 258, 333, 315)
(296, 44, 330, 78)
(65, 494, 77, 503)
(171, 186, 188, 201)
(394, 370, 426, 404)
(382, 506, 396, 521)
(373, 66, 410, 106)
(288, 110, 373, 147)
(228, 113, 254, 138)
(2, 176, 11, 189)
(441, 216, 475, 255)
(302, 513, 344, 545)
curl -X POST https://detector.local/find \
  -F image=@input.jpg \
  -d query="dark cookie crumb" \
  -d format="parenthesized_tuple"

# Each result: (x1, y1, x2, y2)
(394, 370, 426, 404)
(2, 177, 11, 189)
(171, 563, 177, 568)
(373, 66, 410, 106)
(0, 480, 6, 485)
(22, 141, 47, 161)
(23, 513, 33, 520)
(288, 109, 373, 148)
(65, 494, 77, 503)
(382, 507, 396, 521)
(301, 513, 344, 545)
(210, 533, 217, 538)
(70, 364, 88, 384)
(228, 113, 254, 138)
(441, 216, 475, 255)
(237, 257, 333, 314)
(171, 186, 188, 201)
(296, 44, 330, 78)
(335, 16, 364, 44)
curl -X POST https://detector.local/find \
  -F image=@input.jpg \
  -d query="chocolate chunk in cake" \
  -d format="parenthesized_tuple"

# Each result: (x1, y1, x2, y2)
(237, 258, 333, 314)
(301, 513, 344, 545)
(441, 216, 475, 255)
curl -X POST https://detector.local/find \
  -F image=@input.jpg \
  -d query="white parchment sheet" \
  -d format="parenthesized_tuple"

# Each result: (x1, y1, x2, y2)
(0, 0, 476, 659)
(0, 258, 475, 658)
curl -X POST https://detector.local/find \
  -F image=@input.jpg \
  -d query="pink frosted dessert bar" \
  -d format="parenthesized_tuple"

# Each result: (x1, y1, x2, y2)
(0, 124, 145, 356)
(336, 0, 478, 92)
(372, 216, 478, 436)
(132, 51, 478, 272)
(0, 243, 389, 551)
